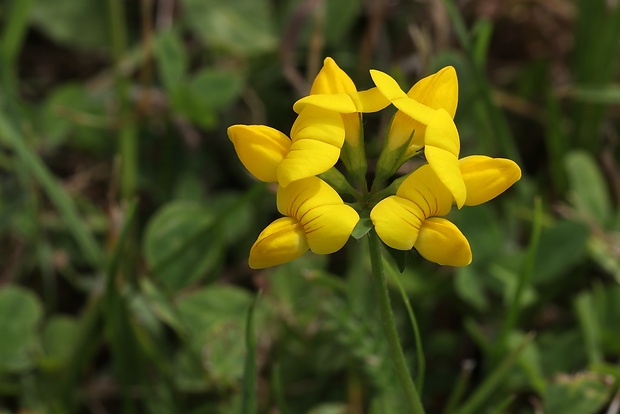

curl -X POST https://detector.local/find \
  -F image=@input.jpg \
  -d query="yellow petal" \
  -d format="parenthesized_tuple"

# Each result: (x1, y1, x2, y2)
(370, 196, 424, 250)
(310, 57, 357, 95)
(351, 87, 391, 112)
(459, 156, 522, 206)
(389, 96, 437, 126)
(407, 66, 458, 117)
(302, 204, 359, 254)
(386, 110, 419, 151)
(425, 146, 466, 208)
(293, 94, 358, 114)
(424, 110, 465, 207)
(276, 176, 344, 220)
(414, 217, 471, 266)
(396, 164, 454, 217)
(291, 106, 345, 148)
(369, 69, 408, 101)
(277, 138, 341, 187)
(249, 217, 309, 269)
(424, 109, 460, 156)
(228, 125, 291, 182)
(277, 107, 345, 186)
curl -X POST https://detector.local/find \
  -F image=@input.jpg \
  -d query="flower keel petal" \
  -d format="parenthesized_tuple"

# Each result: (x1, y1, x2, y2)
(414, 217, 471, 266)
(228, 125, 291, 182)
(370, 196, 424, 250)
(459, 156, 522, 206)
(249, 217, 309, 269)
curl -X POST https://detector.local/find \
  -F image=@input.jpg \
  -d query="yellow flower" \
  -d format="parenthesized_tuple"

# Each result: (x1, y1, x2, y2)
(370, 156, 521, 266)
(227, 106, 344, 187)
(388, 66, 458, 157)
(370, 68, 465, 208)
(249, 176, 360, 269)
(293, 57, 390, 147)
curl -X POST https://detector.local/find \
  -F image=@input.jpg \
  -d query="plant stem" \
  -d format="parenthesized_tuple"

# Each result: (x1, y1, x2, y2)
(107, 0, 138, 200)
(368, 230, 425, 413)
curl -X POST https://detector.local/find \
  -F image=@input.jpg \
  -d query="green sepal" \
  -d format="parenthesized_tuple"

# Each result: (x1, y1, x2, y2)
(351, 217, 373, 240)
(318, 167, 359, 199)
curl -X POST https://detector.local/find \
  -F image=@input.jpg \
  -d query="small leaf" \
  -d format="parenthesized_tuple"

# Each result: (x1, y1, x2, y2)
(351, 217, 372, 240)
(40, 316, 79, 370)
(189, 69, 244, 110)
(182, 0, 277, 56)
(30, 0, 108, 51)
(565, 150, 612, 226)
(543, 372, 613, 414)
(0, 286, 42, 372)
(384, 245, 410, 273)
(154, 29, 188, 92)
(175, 285, 254, 388)
(143, 201, 220, 291)
(454, 266, 489, 311)
(532, 220, 589, 285)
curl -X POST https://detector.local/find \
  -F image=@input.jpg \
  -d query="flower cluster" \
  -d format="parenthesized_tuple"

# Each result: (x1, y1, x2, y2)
(228, 58, 521, 269)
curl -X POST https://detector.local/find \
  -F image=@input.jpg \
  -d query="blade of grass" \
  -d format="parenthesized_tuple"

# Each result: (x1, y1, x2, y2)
(242, 292, 261, 414)
(572, 0, 620, 151)
(107, 0, 138, 200)
(442, 360, 476, 414)
(0, 113, 103, 268)
(271, 362, 290, 414)
(0, 0, 34, 65)
(453, 332, 535, 414)
(496, 197, 543, 355)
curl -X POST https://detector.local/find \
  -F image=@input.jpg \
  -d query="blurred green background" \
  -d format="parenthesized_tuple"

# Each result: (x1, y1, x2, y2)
(1, 0, 620, 412)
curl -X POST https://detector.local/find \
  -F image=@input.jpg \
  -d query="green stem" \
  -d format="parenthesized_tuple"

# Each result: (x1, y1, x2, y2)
(107, 0, 138, 200)
(384, 258, 426, 392)
(496, 197, 543, 354)
(368, 230, 425, 413)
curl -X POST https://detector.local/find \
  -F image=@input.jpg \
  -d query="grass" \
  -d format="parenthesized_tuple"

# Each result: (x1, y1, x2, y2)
(0, 0, 620, 413)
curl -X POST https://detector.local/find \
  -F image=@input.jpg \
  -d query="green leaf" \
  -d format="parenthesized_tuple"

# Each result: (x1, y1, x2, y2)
(0, 286, 42, 372)
(30, 0, 108, 51)
(565, 150, 612, 226)
(171, 69, 243, 129)
(39, 83, 112, 153)
(323, 0, 361, 45)
(176, 285, 254, 388)
(568, 85, 620, 104)
(143, 201, 220, 291)
(351, 217, 372, 240)
(543, 372, 613, 414)
(454, 267, 489, 312)
(574, 292, 603, 364)
(154, 29, 188, 92)
(40, 316, 79, 370)
(190, 69, 244, 110)
(182, 0, 277, 56)
(531, 220, 589, 285)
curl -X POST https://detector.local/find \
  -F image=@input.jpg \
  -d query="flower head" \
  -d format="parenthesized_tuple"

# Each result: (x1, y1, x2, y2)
(370, 156, 521, 266)
(249, 176, 360, 268)
(228, 105, 345, 187)
(370, 68, 465, 208)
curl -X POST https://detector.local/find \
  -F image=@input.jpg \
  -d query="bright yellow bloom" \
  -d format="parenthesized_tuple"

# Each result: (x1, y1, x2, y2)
(388, 66, 458, 156)
(249, 176, 360, 269)
(370, 68, 465, 208)
(228, 106, 344, 187)
(292, 58, 391, 183)
(370, 156, 521, 266)
(293, 58, 389, 115)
